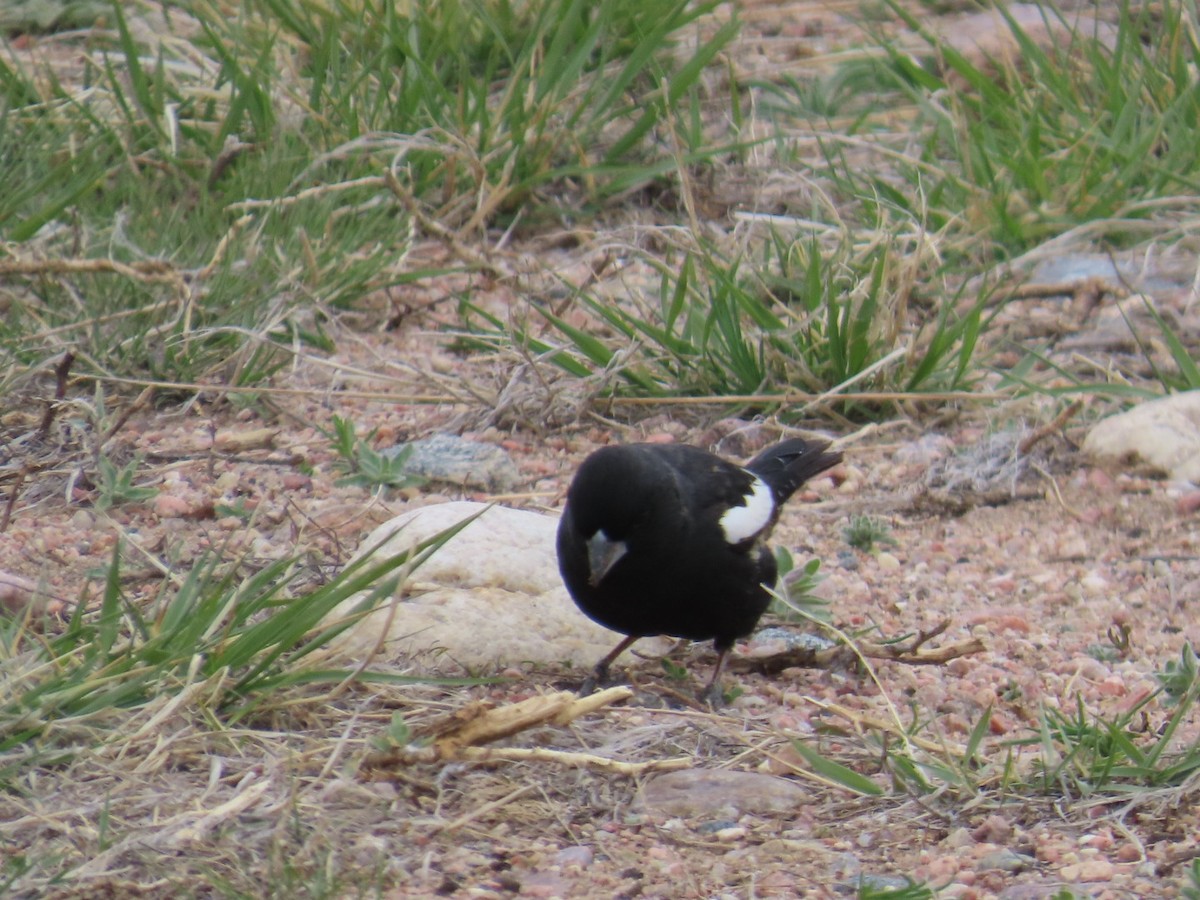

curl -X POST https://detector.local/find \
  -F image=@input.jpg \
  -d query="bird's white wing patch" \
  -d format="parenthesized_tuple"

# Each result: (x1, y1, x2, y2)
(718, 476, 774, 544)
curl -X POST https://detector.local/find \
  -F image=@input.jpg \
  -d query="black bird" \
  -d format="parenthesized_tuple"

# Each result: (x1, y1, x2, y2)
(556, 437, 842, 701)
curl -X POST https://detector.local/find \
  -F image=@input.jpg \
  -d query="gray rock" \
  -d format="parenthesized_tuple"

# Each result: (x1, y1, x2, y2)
(1082, 391, 1200, 482)
(752, 627, 837, 653)
(387, 434, 522, 492)
(635, 769, 808, 818)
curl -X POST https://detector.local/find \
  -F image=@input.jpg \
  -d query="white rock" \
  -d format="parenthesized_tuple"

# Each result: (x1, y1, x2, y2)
(324, 501, 623, 671)
(1082, 391, 1200, 482)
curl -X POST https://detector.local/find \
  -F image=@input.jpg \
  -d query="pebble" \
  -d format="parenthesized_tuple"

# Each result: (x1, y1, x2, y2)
(1178, 490, 1200, 516)
(0, 571, 39, 617)
(696, 820, 739, 835)
(971, 815, 1012, 843)
(1060, 859, 1114, 882)
(997, 885, 1087, 899)
(1116, 843, 1142, 863)
(553, 845, 593, 869)
(876, 551, 901, 571)
(153, 493, 193, 518)
(943, 827, 974, 849)
(978, 849, 1034, 873)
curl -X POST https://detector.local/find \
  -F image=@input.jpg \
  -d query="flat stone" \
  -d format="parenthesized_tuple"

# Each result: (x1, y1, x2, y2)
(324, 501, 623, 670)
(387, 433, 522, 492)
(1082, 391, 1200, 482)
(635, 769, 807, 819)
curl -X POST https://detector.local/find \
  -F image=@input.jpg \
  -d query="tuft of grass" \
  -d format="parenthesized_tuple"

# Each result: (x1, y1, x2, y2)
(0, 0, 738, 390)
(856, 876, 935, 900)
(460, 234, 992, 416)
(793, 0, 1200, 260)
(843, 515, 897, 552)
(0, 509, 486, 770)
(1156, 643, 1199, 705)
(1183, 857, 1200, 900)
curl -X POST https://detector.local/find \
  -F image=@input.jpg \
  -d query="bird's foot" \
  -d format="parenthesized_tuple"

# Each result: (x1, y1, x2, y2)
(699, 680, 726, 707)
(579, 664, 611, 697)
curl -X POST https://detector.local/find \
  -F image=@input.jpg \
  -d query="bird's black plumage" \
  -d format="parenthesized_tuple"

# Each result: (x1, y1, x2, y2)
(556, 437, 842, 699)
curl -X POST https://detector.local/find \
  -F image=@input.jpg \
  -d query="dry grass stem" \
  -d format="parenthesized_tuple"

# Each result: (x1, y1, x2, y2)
(732, 623, 986, 675)
(361, 687, 693, 776)
(805, 699, 969, 758)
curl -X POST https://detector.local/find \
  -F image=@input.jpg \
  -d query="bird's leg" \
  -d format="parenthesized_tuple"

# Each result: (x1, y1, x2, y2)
(580, 634, 640, 696)
(700, 645, 732, 706)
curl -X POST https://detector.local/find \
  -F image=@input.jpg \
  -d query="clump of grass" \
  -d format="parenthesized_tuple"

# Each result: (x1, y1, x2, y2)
(1156, 643, 1199, 705)
(855, 876, 934, 900)
(324, 415, 427, 492)
(1183, 857, 1200, 900)
(778, 0, 1200, 260)
(0, 510, 484, 765)
(843, 515, 897, 552)
(461, 233, 991, 417)
(0, 0, 738, 390)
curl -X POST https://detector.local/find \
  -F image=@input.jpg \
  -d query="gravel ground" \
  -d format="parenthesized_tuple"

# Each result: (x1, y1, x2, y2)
(2, 314, 1198, 897)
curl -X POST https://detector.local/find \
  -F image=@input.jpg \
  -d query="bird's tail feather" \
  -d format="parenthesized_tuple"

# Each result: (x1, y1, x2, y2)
(745, 438, 842, 502)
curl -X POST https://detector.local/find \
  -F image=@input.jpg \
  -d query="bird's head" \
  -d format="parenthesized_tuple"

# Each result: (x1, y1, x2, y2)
(563, 446, 671, 587)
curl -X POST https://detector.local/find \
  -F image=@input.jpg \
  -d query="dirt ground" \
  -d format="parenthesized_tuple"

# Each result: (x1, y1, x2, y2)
(3, 286, 1199, 898)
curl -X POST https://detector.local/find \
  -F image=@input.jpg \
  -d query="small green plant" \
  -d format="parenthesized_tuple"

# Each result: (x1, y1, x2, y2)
(371, 712, 415, 751)
(791, 740, 884, 796)
(1182, 856, 1200, 900)
(93, 454, 157, 510)
(214, 498, 254, 522)
(1086, 622, 1134, 663)
(660, 657, 690, 682)
(771, 547, 831, 623)
(855, 876, 934, 899)
(843, 515, 897, 552)
(325, 416, 426, 491)
(1156, 643, 1199, 705)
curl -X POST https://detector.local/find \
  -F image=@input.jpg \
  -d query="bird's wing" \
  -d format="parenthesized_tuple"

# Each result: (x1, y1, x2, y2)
(648, 444, 772, 545)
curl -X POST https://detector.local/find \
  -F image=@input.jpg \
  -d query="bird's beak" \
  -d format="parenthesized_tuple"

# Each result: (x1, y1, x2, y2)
(586, 532, 627, 587)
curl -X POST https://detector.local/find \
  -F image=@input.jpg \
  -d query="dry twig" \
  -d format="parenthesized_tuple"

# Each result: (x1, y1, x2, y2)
(1017, 400, 1083, 456)
(730, 619, 985, 676)
(362, 687, 691, 776)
